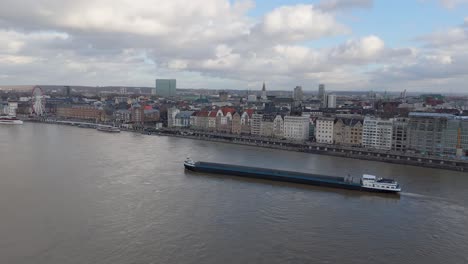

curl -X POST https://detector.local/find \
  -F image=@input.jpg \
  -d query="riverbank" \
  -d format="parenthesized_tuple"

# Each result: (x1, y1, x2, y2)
(27, 119, 468, 172)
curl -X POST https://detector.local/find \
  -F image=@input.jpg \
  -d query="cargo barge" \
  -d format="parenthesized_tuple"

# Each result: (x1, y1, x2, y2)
(184, 158, 401, 193)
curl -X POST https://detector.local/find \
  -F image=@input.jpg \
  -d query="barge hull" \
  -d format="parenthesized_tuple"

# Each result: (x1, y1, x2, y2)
(185, 162, 398, 194)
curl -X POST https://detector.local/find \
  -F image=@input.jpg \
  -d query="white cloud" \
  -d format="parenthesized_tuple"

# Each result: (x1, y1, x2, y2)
(329, 35, 385, 61)
(438, 0, 468, 8)
(261, 5, 349, 41)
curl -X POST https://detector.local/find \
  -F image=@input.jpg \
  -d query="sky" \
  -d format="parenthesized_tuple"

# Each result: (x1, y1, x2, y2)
(0, 0, 467, 92)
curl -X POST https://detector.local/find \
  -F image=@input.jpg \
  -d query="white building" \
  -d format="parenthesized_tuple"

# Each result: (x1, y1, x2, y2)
(315, 117, 335, 144)
(327, 94, 337, 108)
(362, 117, 393, 150)
(8, 101, 18, 116)
(251, 113, 263, 135)
(273, 115, 284, 138)
(167, 107, 180, 128)
(283, 116, 310, 141)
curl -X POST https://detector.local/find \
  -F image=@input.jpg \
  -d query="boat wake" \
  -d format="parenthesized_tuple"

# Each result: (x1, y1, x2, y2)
(399, 192, 465, 208)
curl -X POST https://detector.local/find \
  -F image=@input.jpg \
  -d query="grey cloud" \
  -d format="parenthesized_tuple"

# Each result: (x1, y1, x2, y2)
(317, 0, 373, 11)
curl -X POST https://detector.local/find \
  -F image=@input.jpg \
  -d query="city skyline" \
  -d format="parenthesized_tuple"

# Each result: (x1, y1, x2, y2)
(0, 0, 467, 92)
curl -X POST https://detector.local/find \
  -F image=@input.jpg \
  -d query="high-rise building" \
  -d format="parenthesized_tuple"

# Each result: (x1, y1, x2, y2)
(64, 86, 71, 97)
(293, 86, 303, 101)
(327, 94, 337, 108)
(154, 79, 177, 97)
(318, 84, 326, 107)
(362, 117, 393, 150)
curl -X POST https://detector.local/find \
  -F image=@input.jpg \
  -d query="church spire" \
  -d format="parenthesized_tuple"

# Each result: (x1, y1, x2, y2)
(261, 81, 267, 100)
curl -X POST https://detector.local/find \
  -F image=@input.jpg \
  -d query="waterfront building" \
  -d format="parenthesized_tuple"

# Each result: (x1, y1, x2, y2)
(207, 110, 217, 131)
(155, 79, 177, 98)
(192, 110, 209, 130)
(167, 107, 180, 128)
(407, 112, 448, 155)
(174, 111, 194, 127)
(114, 109, 131, 123)
(334, 117, 363, 146)
(443, 117, 468, 156)
(315, 117, 335, 144)
(241, 109, 254, 134)
(407, 112, 468, 156)
(273, 114, 284, 138)
(251, 113, 263, 135)
(260, 114, 275, 137)
(56, 105, 101, 121)
(392, 118, 409, 152)
(231, 112, 241, 134)
(131, 103, 144, 124)
(362, 117, 393, 150)
(143, 109, 160, 122)
(1, 101, 9, 115)
(293, 86, 303, 102)
(327, 94, 337, 108)
(8, 101, 18, 116)
(283, 116, 310, 141)
(216, 107, 236, 133)
(308, 117, 316, 141)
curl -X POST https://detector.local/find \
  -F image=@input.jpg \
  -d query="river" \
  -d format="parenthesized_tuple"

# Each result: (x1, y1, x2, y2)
(1, 123, 467, 264)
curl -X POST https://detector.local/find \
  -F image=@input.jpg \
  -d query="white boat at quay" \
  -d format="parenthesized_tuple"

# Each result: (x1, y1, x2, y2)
(0, 115, 23, 125)
(96, 125, 120, 133)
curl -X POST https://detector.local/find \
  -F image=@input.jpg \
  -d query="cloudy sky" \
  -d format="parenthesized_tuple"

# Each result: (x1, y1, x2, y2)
(0, 0, 467, 92)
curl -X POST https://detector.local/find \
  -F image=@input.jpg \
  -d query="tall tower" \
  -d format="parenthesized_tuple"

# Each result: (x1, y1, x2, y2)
(261, 82, 267, 100)
(318, 84, 326, 107)
(293, 86, 303, 101)
(327, 94, 337, 108)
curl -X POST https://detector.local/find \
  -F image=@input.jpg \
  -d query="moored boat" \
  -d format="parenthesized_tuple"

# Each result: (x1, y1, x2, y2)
(184, 158, 401, 193)
(0, 115, 23, 125)
(96, 125, 120, 133)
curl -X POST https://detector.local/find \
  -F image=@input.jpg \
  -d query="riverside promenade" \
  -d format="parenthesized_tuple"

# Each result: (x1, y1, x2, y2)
(155, 128, 468, 172)
(29, 118, 468, 172)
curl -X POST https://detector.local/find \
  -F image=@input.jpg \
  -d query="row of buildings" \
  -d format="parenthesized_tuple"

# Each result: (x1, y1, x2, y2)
(314, 113, 468, 156)
(167, 106, 468, 157)
(167, 107, 311, 141)
(55, 102, 160, 125)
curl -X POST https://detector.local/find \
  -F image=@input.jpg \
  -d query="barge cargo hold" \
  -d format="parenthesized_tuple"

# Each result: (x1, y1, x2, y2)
(184, 158, 401, 193)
